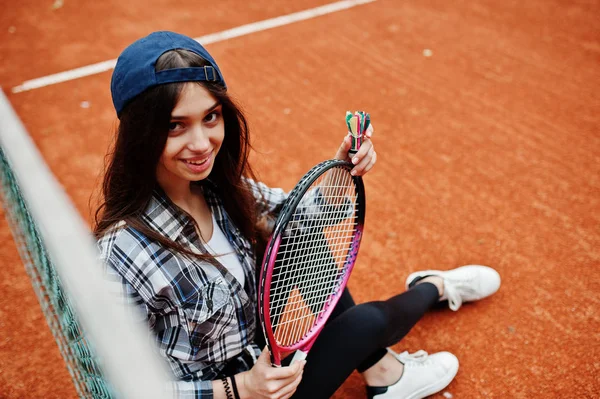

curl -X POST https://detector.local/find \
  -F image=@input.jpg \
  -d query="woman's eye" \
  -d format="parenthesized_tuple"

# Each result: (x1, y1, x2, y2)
(204, 111, 221, 124)
(168, 122, 183, 131)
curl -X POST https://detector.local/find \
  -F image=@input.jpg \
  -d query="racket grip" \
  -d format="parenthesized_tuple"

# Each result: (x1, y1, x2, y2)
(290, 350, 308, 364)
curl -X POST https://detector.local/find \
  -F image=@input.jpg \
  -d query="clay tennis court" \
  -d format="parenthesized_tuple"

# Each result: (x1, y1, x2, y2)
(1, 0, 599, 397)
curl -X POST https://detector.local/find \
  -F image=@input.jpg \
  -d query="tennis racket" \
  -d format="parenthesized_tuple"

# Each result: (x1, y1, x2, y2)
(258, 111, 369, 366)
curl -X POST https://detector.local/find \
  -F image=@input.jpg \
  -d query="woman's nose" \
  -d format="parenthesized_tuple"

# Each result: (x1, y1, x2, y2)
(187, 123, 210, 152)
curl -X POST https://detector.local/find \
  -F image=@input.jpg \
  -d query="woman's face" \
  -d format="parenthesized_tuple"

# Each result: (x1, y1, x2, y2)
(156, 82, 225, 189)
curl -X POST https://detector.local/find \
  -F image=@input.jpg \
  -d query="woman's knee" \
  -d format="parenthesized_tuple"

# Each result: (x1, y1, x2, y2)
(344, 302, 389, 340)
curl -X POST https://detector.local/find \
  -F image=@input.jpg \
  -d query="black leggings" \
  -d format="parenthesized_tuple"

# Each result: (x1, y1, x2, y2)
(291, 282, 440, 399)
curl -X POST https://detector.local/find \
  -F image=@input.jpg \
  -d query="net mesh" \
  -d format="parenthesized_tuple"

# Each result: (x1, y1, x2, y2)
(269, 166, 359, 346)
(0, 90, 168, 398)
(0, 148, 116, 398)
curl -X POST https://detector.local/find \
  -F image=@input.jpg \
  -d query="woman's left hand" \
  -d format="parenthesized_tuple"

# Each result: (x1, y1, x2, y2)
(334, 123, 376, 176)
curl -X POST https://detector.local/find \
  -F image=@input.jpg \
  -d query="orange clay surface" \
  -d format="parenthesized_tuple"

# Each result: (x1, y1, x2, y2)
(1, 0, 599, 398)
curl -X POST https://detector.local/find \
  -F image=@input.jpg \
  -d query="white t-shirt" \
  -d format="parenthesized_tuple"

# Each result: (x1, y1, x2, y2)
(205, 212, 245, 287)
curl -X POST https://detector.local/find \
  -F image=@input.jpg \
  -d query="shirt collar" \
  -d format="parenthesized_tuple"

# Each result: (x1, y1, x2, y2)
(142, 180, 223, 242)
(142, 187, 194, 242)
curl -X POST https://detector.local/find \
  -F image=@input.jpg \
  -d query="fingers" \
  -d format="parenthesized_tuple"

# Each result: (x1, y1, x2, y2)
(334, 135, 352, 161)
(271, 359, 305, 380)
(257, 348, 305, 380)
(274, 360, 306, 388)
(335, 123, 377, 171)
(361, 150, 377, 175)
(245, 349, 306, 399)
(277, 369, 304, 399)
(261, 361, 305, 399)
(365, 123, 374, 139)
(274, 361, 304, 398)
(350, 139, 371, 164)
(258, 365, 298, 381)
(256, 346, 272, 365)
(351, 141, 376, 176)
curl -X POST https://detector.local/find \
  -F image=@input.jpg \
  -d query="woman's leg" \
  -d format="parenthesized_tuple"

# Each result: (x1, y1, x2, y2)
(292, 282, 440, 399)
(292, 264, 501, 398)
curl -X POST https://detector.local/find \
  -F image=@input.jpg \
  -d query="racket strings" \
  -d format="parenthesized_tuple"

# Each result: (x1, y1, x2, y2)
(268, 263, 343, 310)
(283, 173, 355, 343)
(272, 230, 359, 261)
(269, 167, 359, 346)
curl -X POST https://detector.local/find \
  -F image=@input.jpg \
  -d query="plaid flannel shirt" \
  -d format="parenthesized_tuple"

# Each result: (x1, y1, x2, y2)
(97, 179, 288, 398)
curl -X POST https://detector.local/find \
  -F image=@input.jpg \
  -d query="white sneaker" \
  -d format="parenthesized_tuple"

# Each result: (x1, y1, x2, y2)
(405, 265, 501, 311)
(367, 350, 459, 399)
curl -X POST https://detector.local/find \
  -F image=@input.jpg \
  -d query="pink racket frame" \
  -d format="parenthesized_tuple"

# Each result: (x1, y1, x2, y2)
(258, 160, 365, 366)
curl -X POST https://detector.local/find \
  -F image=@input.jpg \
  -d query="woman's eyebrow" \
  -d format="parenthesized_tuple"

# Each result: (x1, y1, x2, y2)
(171, 102, 221, 119)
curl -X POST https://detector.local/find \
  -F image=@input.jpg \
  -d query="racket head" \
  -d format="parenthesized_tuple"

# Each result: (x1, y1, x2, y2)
(258, 159, 365, 366)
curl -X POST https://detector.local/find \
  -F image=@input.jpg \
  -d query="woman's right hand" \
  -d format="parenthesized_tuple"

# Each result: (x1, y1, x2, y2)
(237, 347, 305, 399)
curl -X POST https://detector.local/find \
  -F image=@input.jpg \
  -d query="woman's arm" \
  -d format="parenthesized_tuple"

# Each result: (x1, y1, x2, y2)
(245, 178, 289, 216)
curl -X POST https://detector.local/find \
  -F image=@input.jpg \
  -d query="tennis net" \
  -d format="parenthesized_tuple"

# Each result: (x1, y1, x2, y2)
(0, 89, 170, 398)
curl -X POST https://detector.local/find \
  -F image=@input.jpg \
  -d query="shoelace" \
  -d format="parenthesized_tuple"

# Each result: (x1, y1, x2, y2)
(443, 271, 484, 311)
(443, 282, 463, 311)
(391, 350, 430, 367)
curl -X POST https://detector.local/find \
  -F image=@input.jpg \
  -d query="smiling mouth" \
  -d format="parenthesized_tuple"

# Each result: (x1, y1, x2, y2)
(183, 158, 210, 165)
(180, 152, 213, 173)
(182, 152, 212, 164)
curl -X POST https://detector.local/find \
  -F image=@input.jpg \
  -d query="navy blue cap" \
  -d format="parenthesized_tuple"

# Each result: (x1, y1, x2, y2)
(111, 31, 226, 116)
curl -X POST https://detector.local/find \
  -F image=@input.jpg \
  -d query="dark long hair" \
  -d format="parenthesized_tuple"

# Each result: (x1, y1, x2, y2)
(94, 50, 267, 259)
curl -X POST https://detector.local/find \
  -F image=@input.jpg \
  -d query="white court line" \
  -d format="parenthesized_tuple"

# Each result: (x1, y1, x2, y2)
(11, 0, 376, 94)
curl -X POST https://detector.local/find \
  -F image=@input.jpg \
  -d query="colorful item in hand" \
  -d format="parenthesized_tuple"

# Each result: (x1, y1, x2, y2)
(346, 111, 371, 155)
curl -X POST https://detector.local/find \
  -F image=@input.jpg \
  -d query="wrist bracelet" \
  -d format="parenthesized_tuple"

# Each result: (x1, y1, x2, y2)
(230, 375, 241, 399)
(221, 377, 234, 399)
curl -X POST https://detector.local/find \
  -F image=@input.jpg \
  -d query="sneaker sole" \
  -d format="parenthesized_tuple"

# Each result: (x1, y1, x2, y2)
(404, 364, 458, 399)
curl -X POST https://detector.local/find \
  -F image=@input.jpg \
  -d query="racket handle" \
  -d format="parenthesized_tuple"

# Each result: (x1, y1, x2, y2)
(290, 350, 308, 364)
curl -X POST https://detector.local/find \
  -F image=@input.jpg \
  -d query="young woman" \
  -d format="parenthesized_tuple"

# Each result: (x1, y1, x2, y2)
(95, 31, 501, 399)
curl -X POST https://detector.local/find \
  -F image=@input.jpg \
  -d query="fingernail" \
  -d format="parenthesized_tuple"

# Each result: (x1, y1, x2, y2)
(351, 170, 356, 176)
(352, 157, 358, 164)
